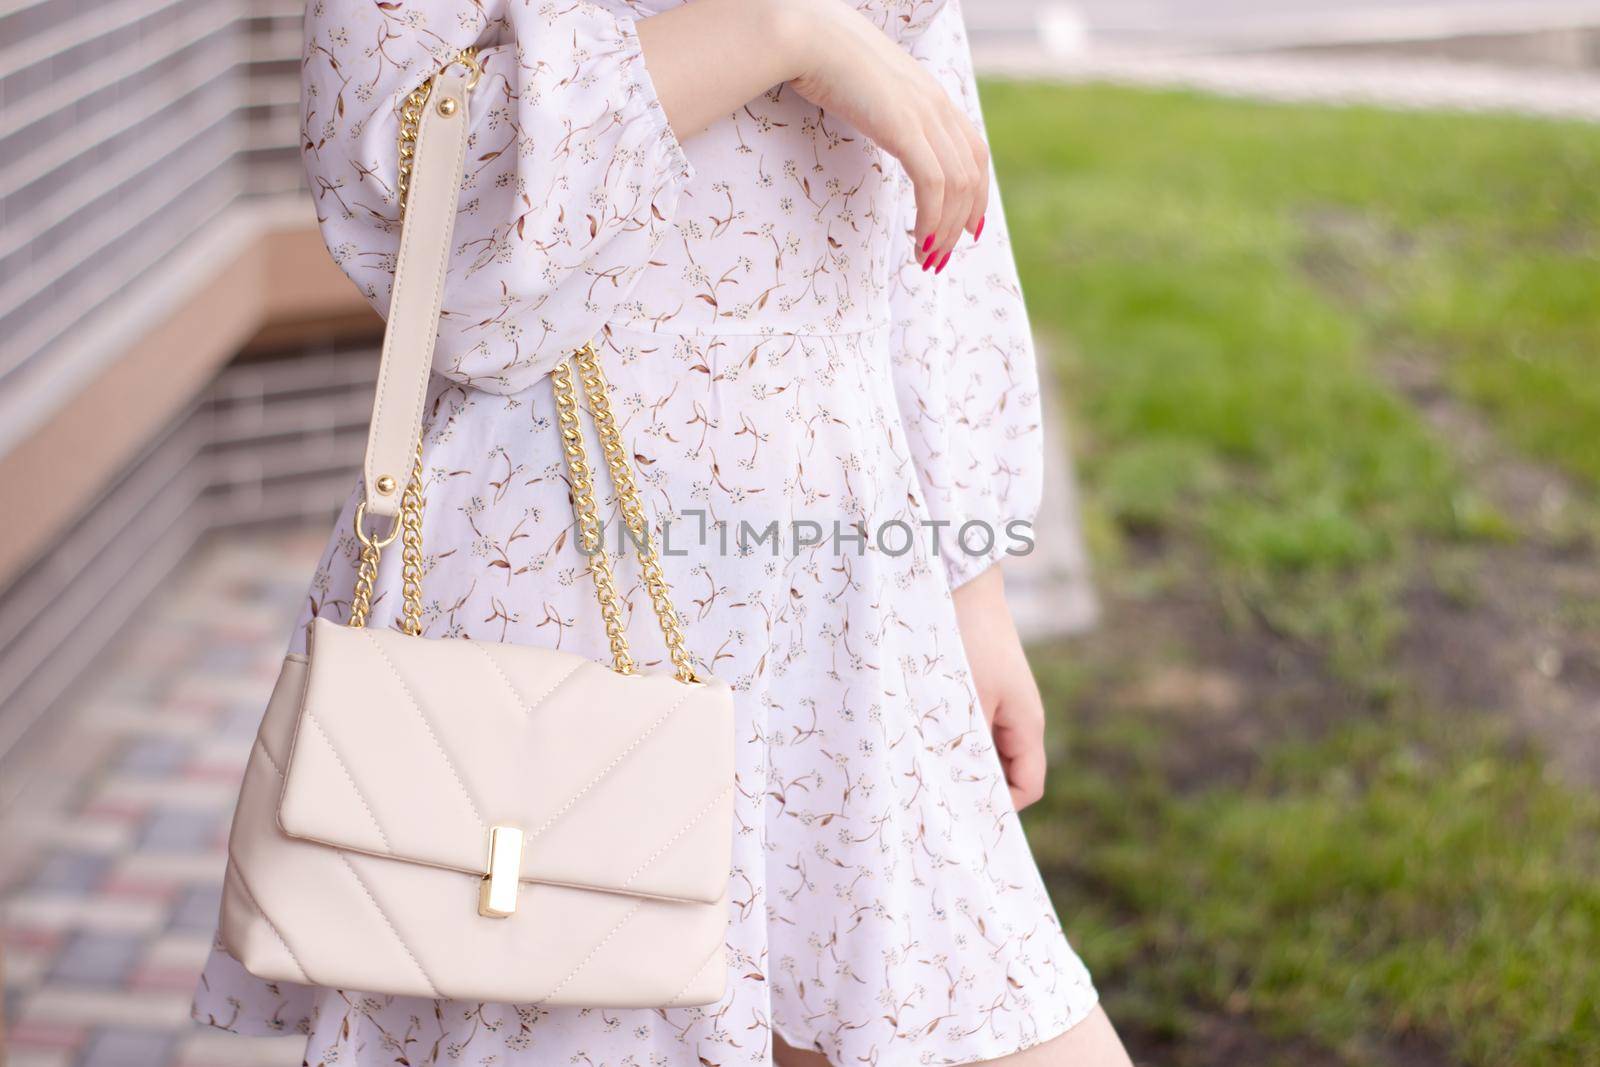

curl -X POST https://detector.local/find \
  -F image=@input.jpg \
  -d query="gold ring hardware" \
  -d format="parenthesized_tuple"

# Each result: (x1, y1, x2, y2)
(348, 500, 402, 630)
(445, 49, 483, 91)
(353, 501, 402, 550)
(479, 825, 524, 918)
(348, 442, 426, 634)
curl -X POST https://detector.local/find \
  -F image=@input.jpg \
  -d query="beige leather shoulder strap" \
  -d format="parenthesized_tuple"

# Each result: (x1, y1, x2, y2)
(361, 70, 472, 518)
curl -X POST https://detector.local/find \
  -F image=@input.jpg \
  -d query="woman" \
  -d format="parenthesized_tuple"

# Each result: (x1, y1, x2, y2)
(193, 0, 1131, 1062)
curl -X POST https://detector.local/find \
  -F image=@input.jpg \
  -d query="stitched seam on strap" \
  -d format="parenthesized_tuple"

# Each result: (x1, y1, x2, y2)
(370, 87, 429, 487)
(406, 84, 468, 446)
(361, 630, 486, 829)
(622, 784, 733, 888)
(226, 858, 312, 983)
(303, 713, 391, 852)
(253, 737, 285, 780)
(370, 75, 465, 498)
(337, 852, 441, 997)
(537, 898, 645, 1003)
(526, 689, 694, 842)
(474, 644, 585, 718)
(666, 939, 725, 1007)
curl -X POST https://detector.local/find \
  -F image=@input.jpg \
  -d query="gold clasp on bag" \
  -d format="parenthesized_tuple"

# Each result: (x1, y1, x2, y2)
(479, 825, 524, 918)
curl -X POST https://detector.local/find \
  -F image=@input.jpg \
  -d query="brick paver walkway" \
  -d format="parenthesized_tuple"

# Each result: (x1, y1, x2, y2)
(1, 534, 318, 1067)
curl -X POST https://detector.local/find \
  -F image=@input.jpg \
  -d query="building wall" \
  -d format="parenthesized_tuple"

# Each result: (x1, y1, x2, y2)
(1, 0, 305, 412)
(0, 0, 376, 775)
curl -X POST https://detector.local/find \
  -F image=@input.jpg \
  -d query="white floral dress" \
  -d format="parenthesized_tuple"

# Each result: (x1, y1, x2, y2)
(191, 0, 1099, 1062)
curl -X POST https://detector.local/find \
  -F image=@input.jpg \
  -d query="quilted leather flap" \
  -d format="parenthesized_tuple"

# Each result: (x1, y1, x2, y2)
(277, 617, 735, 905)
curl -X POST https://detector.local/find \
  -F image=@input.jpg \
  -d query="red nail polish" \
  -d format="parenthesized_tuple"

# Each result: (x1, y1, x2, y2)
(936, 251, 952, 274)
(923, 252, 938, 271)
(975, 215, 986, 242)
(922, 234, 935, 253)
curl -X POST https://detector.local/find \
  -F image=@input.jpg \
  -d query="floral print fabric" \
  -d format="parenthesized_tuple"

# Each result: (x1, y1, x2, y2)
(192, 1, 1098, 1063)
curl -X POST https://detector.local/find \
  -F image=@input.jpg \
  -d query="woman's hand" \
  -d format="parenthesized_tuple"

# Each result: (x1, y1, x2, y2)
(783, 0, 989, 271)
(951, 564, 1048, 810)
(636, 0, 989, 272)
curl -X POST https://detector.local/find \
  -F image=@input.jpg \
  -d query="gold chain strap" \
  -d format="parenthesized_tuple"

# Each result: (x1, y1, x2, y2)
(397, 442, 427, 636)
(350, 51, 699, 685)
(552, 357, 636, 675)
(349, 442, 425, 635)
(568, 345, 697, 683)
(554, 345, 698, 684)
(348, 528, 386, 628)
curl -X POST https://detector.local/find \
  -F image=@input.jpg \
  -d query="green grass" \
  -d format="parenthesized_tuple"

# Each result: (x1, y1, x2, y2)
(1032, 655, 1600, 1066)
(987, 82, 1600, 1065)
(987, 83, 1600, 678)
(989, 83, 1600, 488)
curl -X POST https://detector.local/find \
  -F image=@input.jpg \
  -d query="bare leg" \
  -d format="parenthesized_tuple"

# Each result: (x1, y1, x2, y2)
(773, 1005, 1134, 1066)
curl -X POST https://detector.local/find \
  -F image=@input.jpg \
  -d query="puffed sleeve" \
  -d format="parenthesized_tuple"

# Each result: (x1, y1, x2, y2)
(301, 0, 693, 394)
(889, 0, 1044, 588)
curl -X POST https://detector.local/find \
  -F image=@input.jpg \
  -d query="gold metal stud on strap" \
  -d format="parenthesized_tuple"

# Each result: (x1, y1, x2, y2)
(397, 47, 480, 216)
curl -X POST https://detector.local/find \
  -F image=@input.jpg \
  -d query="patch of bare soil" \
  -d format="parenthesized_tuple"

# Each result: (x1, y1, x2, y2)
(1060, 543, 1371, 793)
(1385, 352, 1600, 787)
(1297, 205, 1600, 788)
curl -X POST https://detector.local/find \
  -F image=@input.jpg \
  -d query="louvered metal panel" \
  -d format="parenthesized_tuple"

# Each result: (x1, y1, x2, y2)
(0, 0, 307, 393)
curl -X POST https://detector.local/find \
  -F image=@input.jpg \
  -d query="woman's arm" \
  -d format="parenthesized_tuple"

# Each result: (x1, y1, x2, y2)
(880, 2, 1052, 810)
(632, 0, 800, 139)
(303, 1, 698, 393)
(952, 564, 1048, 810)
(303, 0, 988, 393)
(637, 0, 988, 269)
(886, 0, 1046, 592)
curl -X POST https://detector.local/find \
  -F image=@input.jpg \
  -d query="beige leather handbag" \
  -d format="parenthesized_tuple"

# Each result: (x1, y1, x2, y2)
(218, 53, 735, 1008)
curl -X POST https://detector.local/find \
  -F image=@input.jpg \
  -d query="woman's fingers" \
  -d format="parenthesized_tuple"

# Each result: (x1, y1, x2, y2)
(955, 113, 990, 238)
(905, 97, 989, 273)
(992, 649, 1048, 810)
(920, 113, 969, 269)
(900, 130, 945, 265)
(782, 3, 991, 268)
(995, 705, 1047, 810)
(876, 72, 992, 271)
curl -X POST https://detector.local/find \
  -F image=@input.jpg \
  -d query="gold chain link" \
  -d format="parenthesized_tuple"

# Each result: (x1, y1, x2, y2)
(398, 442, 427, 636)
(352, 51, 698, 682)
(348, 536, 382, 628)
